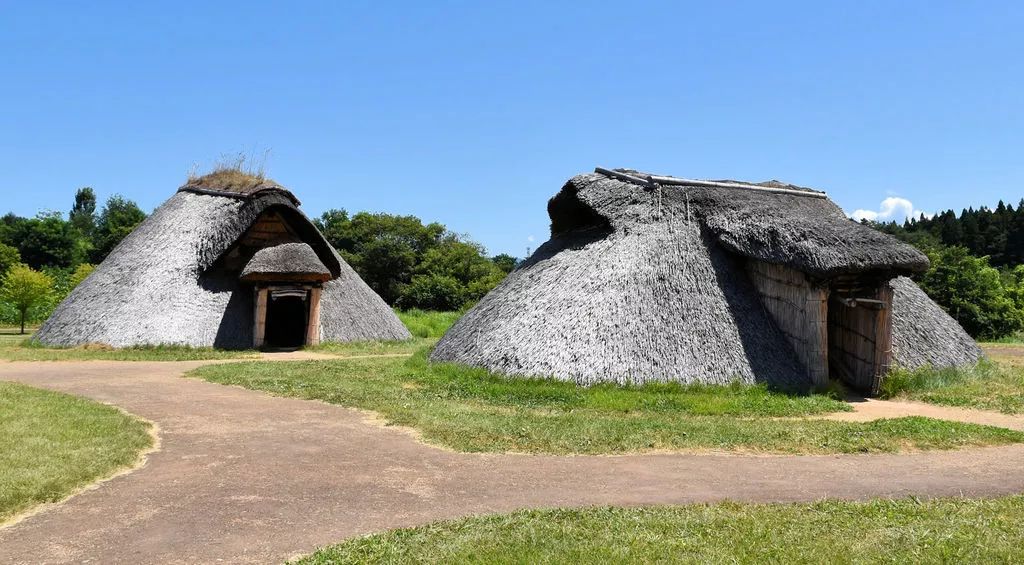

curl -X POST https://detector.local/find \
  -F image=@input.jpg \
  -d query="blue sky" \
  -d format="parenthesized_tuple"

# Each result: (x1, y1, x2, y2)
(1, 1, 1022, 257)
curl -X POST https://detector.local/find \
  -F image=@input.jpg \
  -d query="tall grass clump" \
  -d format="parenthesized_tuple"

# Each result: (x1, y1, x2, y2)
(880, 358, 1024, 414)
(396, 309, 462, 339)
(880, 364, 981, 398)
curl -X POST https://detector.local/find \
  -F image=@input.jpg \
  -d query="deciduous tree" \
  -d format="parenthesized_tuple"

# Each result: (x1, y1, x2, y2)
(0, 264, 54, 334)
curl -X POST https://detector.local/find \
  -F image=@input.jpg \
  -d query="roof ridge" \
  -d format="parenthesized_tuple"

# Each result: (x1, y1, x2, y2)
(594, 167, 827, 199)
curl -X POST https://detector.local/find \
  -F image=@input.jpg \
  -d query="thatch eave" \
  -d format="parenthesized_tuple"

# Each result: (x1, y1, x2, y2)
(553, 170, 930, 279)
(240, 242, 333, 283)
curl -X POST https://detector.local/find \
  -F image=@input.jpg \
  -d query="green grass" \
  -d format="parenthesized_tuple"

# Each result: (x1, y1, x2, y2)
(189, 350, 1024, 454)
(989, 332, 1024, 344)
(881, 353, 1024, 414)
(311, 309, 459, 356)
(0, 334, 258, 362)
(0, 309, 463, 361)
(311, 337, 438, 357)
(300, 497, 1024, 564)
(394, 309, 462, 339)
(0, 382, 153, 523)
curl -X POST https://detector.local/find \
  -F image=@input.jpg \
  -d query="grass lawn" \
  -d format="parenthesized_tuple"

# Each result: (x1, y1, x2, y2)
(880, 345, 1024, 414)
(0, 332, 258, 362)
(311, 337, 438, 357)
(311, 310, 460, 357)
(395, 309, 463, 339)
(0, 308, 461, 362)
(190, 350, 1024, 455)
(0, 382, 153, 523)
(300, 497, 1024, 564)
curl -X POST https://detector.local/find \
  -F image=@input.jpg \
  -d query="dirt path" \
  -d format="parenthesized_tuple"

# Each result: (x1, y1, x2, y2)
(823, 396, 1024, 431)
(1, 360, 1023, 564)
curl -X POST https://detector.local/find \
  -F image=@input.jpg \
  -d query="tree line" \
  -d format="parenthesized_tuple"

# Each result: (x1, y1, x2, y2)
(314, 209, 517, 310)
(0, 188, 147, 331)
(871, 199, 1024, 267)
(6, 185, 1020, 341)
(864, 200, 1024, 340)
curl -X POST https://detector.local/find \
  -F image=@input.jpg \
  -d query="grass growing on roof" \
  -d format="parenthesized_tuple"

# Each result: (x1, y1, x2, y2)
(0, 333, 258, 362)
(299, 497, 1024, 564)
(186, 151, 272, 189)
(881, 349, 1024, 414)
(189, 349, 1024, 455)
(0, 382, 153, 523)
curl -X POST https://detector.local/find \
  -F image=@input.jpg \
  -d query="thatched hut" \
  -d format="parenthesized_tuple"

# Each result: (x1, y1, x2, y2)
(432, 168, 981, 394)
(36, 172, 410, 349)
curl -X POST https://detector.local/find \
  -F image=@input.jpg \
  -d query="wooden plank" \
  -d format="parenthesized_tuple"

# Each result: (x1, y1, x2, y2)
(646, 174, 828, 199)
(871, 284, 895, 395)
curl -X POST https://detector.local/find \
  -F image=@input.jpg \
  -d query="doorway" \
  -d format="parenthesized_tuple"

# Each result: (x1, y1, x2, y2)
(264, 290, 309, 349)
(744, 259, 895, 394)
(826, 286, 894, 395)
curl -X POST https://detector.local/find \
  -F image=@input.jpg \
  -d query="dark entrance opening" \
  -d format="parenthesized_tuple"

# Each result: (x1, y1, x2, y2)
(264, 292, 308, 349)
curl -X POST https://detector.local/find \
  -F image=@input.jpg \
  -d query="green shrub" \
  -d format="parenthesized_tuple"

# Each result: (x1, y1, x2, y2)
(397, 274, 466, 311)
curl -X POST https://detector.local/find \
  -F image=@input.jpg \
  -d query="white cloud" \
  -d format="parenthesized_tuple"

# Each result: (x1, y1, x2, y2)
(527, 235, 535, 243)
(849, 197, 931, 222)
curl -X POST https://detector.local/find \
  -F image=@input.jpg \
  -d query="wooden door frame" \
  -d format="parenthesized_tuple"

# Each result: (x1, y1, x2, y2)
(252, 284, 322, 349)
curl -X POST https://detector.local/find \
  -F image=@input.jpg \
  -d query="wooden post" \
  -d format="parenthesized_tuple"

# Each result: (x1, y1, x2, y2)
(305, 286, 322, 346)
(254, 287, 268, 349)
(808, 288, 830, 389)
(871, 284, 895, 395)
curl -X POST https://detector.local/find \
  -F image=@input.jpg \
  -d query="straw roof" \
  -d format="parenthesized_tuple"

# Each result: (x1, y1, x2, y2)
(36, 185, 409, 347)
(890, 276, 983, 369)
(180, 170, 300, 205)
(432, 169, 977, 387)
(241, 243, 331, 282)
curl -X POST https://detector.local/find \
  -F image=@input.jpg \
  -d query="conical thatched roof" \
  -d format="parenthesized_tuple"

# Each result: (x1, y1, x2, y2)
(431, 169, 980, 388)
(36, 176, 409, 347)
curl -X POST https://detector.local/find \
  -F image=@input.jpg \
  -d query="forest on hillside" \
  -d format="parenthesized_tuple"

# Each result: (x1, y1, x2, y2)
(869, 199, 1024, 267)
(2, 186, 1023, 341)
(864, 200, 1024, 340)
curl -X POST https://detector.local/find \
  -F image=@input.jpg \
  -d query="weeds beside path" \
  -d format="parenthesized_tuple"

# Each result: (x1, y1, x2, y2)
(879, 344, 1024, 414)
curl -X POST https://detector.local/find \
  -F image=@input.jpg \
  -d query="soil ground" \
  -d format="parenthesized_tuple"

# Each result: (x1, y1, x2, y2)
(1, 355, 1023, 564)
